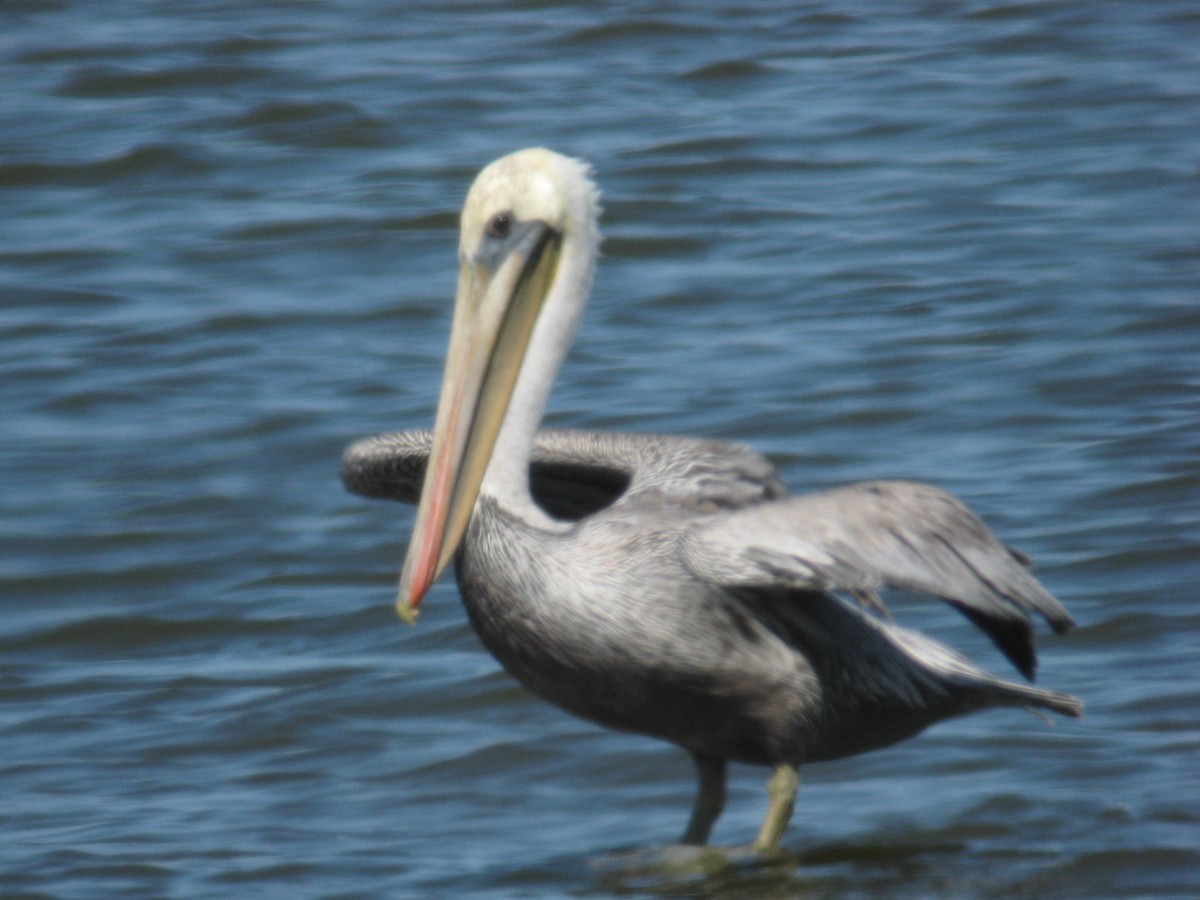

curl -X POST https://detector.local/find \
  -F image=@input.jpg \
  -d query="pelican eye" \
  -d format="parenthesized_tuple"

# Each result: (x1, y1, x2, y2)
(486, 211, 514, 240)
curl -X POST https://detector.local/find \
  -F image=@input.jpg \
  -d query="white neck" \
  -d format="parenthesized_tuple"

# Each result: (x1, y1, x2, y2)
(480, 186, 599, 527)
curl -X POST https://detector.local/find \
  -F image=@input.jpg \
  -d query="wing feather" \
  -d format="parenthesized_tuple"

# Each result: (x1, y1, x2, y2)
(340, 429, 784, 519)
(679, 480, 1073, 678)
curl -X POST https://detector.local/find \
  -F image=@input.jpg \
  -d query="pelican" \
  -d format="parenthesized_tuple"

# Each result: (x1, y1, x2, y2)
(342, 148, 1081, 852)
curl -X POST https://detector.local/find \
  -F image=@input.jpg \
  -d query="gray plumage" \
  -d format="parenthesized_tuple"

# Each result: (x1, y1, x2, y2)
(343, 428, 1081, 771)
(348, 149, 1081, 850)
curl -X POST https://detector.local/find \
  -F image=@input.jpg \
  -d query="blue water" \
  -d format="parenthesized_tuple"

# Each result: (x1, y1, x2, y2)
(2, 2, 1198, 897)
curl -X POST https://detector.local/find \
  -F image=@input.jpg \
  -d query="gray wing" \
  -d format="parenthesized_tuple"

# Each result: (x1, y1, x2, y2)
(340, 429, 785, 520)
(679, 480, 1074, 679)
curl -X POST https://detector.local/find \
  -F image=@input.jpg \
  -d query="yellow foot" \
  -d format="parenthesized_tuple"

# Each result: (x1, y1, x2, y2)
(752, 764, 799, 853)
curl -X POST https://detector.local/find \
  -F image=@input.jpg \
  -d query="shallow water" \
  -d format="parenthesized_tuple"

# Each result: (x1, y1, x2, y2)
(2, 1, 1198, 897)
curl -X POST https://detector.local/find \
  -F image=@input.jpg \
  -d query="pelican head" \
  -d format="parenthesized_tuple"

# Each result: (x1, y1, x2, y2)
(396, 149, 600, 622)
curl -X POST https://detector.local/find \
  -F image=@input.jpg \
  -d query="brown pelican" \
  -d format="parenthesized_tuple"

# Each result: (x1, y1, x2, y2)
(342, 148, 1081, 852)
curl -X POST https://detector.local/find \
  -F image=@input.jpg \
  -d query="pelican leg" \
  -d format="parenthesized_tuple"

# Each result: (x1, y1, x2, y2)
(681, 753, 727, 845)
(752, 763, 798, 853)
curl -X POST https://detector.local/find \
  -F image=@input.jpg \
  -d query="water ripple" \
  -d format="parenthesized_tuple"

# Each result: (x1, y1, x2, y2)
(1, 0, 1196, 897)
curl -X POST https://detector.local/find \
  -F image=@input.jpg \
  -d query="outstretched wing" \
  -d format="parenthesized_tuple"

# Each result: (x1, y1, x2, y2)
(341, 429, 785, 520)
(679, 480, 1074, 679)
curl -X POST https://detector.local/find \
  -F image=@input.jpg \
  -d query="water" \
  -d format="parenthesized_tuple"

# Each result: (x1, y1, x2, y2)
(2, 1, 1197, 896)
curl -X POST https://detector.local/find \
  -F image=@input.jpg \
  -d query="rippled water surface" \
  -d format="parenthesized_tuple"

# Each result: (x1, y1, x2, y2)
(3, 2, 1198, 897)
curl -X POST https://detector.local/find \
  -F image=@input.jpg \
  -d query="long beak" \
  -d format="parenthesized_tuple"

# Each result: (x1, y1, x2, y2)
(395, 222, 561, 623)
